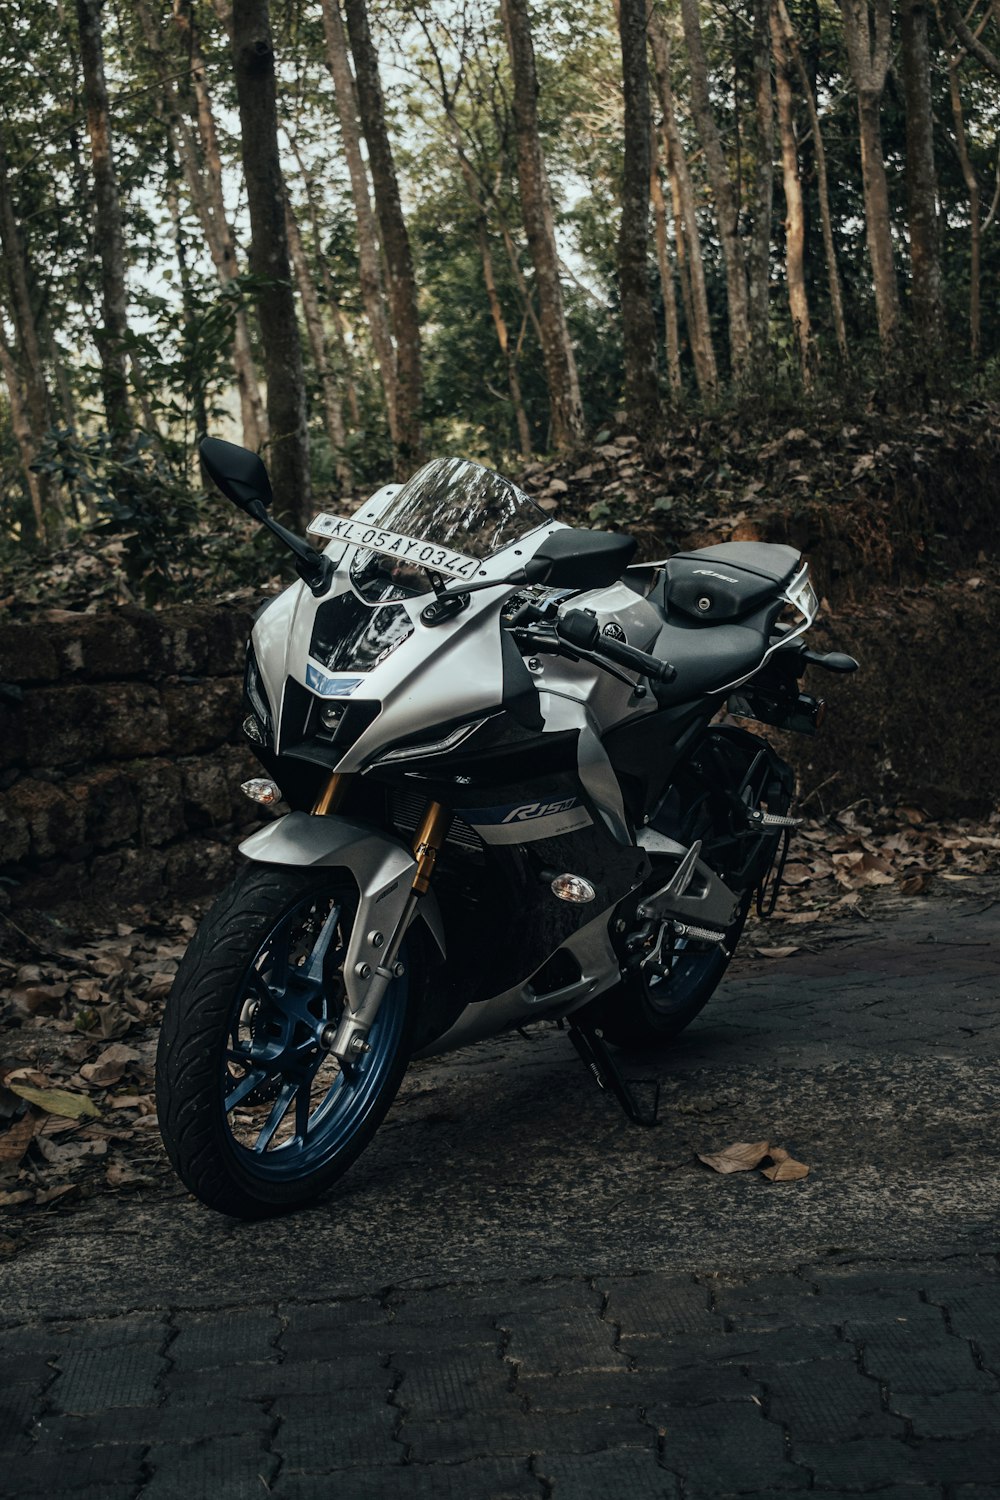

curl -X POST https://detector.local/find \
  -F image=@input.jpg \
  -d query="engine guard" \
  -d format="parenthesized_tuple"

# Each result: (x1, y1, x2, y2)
(239, 812, 446, 1016)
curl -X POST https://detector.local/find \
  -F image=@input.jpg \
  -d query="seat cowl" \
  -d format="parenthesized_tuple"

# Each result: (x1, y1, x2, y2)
(664, 541, 802, 623)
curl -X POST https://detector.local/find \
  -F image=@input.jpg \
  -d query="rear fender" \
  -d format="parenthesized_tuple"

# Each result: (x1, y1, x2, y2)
(239, 812, 445, 1014)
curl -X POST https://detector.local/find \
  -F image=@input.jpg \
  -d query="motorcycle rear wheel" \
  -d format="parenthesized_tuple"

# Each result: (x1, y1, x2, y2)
(156, 864, 415, 1218)
(583, 894, 751, 1049)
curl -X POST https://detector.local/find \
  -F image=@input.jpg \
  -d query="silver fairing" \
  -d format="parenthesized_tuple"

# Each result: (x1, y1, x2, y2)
(251, 487, 654, 842)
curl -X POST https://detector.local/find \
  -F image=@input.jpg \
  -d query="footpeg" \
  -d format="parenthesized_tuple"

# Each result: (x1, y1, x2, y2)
(567, 1023, 659, 1128)
(749, 810, 801, 829)
(673, 922, 727, 945)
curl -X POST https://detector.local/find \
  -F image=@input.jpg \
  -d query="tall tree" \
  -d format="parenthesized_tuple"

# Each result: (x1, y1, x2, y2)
(75, 0, 132, 441)
(770, 0, 813, 382)
(616, 0, 660, 434)
(839, 0, 900, 349)
(285, 195, 351, 490)
(775, 0, 848, 358)
(649, 141, 682, 396)
(343, 0, 423, 470)
(677, 0, 752, 375)
(171, 0, 268, 449)
(648, 13, 718, 397)
(748, 1, 774, 364)
(900, 0, 945, 349)
(231, 0, 310, 526)
(0, 128, 53, 537)
(319, 0, 398, 448)
(499, 0, 585, 450)
(0, 309, 47, 542)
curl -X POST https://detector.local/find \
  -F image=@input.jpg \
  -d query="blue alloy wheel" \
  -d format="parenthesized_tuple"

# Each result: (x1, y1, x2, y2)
(222, 887, 408, 1177)
(156, 866, 416, 1217)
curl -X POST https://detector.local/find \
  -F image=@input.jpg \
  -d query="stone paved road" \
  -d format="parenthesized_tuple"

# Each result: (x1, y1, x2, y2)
(2, 886, 999, 1498)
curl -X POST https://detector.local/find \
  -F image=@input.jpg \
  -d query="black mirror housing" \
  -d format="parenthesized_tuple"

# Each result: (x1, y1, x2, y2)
(522, 527, 636, 591)
(200, 437, 273, 515)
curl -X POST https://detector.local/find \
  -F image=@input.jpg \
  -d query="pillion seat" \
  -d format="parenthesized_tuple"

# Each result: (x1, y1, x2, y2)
(645, 541, 803, 704)
(656, 541, 802, 624)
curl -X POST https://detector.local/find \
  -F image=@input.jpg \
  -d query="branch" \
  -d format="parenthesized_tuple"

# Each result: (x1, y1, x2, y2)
(945, 0, 1000, 74)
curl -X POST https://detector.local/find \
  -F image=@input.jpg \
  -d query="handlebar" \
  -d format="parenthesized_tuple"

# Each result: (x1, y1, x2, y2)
(515, 608, 677, 685)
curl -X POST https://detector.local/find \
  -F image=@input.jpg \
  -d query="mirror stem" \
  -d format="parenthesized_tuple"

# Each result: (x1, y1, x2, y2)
(246, 499, 333, 596)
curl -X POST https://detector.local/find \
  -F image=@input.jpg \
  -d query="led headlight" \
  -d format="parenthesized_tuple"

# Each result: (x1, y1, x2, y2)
(319, 702, 347, 732)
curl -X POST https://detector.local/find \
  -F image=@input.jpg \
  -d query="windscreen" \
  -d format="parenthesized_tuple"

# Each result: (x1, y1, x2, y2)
(349, 458, 546, 602)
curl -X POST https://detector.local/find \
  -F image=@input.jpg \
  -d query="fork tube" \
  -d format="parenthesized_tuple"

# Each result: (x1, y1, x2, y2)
(411, 800, 451, 894)
(312, 772, 351, 816)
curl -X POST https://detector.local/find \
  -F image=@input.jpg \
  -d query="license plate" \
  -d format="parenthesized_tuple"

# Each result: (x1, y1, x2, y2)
(307, 514, 481, 582)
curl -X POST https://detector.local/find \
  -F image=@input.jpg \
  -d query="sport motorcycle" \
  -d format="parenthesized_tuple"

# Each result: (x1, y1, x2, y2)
(156, 440, 857, 1217)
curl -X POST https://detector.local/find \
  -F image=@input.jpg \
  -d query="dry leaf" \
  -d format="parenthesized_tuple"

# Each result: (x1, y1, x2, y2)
(756, 945, 800, 959)
(105, 1161, 155, 1190)
(698, 1140, 771, 1174)
(35, 1183, 79, 1205)
(762, 1156, 810, 1182)
(899, 874, 929, 895)
(0, 1114, 37, 1170)
(0, 1188, 34, 1207)
(6, 1084, 101, 1120)
(79, 1044, 140, 1088)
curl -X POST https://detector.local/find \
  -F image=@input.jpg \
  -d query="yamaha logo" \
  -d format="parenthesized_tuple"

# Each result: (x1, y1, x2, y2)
(602, 622, 627, 643)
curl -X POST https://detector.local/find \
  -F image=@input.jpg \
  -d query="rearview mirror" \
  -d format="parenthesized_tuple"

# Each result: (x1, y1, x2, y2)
(200, 437, 273, 515)
(522, 527, 636, 590)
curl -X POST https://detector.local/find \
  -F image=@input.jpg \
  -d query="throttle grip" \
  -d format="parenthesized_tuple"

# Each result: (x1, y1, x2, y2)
(556, 609, 677, 684)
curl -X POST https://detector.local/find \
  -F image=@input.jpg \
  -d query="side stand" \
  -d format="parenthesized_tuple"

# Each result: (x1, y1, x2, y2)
(566, 1023, 660, 1128)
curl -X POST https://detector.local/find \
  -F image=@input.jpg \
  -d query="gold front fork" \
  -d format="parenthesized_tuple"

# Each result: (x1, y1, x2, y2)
(312, 772, 351, 817)
(411, 800, 451, 894)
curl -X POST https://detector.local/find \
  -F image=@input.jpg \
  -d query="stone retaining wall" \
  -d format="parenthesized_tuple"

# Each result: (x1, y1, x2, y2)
(0, 604, 259, 921)
(0, 577, 995, 923)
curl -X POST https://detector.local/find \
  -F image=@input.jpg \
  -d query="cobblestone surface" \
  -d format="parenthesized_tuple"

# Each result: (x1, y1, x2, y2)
(1, 887, 999, 1496)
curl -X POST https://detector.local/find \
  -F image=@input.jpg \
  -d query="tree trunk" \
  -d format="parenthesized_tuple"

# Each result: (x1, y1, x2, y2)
(165, 162, 208, 443)
(499, 0, 586, 451)
(616, 0, 660, 435)
(946, 57, 980, 358)
(319, 0, 398, 447)
(776, 0, 848, 357)
(285, 195, 352, 490)
(231, 0, 311, 528)
(749, 1, 774, 363)
(0, 130, 53, 535)
(770, 1, 813, 383)
(650, 145, 682, 396)
(342, 0, 422, 471)
(0, 308, 46, 544)
(900, 0, 945, 348)
(648, 14, 718, 397)
(677, 0, 752, 375)
(153, 0, 266, 449)
(284, 133, 362, 428)
(839, 0, 900, 349)
(75, 0, 132, 442)
(478, 221, 533, 459)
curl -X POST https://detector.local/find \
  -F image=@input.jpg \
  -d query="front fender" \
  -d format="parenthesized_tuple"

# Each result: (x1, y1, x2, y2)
(239, 812, 445, 1014)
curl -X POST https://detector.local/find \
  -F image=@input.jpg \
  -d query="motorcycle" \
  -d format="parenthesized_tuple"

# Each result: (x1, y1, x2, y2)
(156, 439, 857, 1217)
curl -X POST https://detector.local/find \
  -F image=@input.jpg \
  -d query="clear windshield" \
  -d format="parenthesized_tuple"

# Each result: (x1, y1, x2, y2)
(350, 458, 546, 602)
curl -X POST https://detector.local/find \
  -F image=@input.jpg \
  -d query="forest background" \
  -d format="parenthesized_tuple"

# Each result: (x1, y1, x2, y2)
(0, 0, 997, 608)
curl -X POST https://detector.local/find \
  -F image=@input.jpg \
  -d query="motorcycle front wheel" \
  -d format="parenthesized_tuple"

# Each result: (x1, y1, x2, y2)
(155, 864, 416, 1218)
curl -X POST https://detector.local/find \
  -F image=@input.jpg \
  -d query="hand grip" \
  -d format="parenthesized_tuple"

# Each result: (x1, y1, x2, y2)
(556, 609, 677, 684)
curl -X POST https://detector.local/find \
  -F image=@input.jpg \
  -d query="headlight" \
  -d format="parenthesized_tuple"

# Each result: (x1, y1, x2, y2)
(243, 644, 273, 745)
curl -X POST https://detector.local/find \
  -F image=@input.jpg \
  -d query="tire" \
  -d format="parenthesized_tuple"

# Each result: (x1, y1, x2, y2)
(582, 893, 751, 1050)
(155, 863, 416, 1218)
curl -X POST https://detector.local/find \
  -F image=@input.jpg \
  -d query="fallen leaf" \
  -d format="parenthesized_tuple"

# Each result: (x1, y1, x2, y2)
(35, 1183, 79, 1205)
(0, 1114, 37, 1170)
(6, 1084, 101, 1120)
(0, 1189, 34, 1207)
(79, 1044, 140, 1088)
(698, 1140, 771, 1174)
(762, 1156, 810, 1181)
(899, 874, 929, 895)
(756, 945, 800, 959)
(105, 1161, 155, 1190)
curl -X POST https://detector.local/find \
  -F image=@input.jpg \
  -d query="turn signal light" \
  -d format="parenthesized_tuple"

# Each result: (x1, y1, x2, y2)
(550, 873, 597, 904)
(241, 778, 281, 806)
